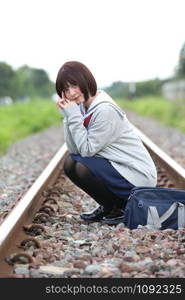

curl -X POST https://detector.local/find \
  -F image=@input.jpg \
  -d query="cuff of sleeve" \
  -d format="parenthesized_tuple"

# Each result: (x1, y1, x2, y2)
(63, 104, 81, 117)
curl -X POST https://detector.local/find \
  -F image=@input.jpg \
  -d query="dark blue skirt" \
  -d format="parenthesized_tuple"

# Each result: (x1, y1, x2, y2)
(70, 154, 135, 201)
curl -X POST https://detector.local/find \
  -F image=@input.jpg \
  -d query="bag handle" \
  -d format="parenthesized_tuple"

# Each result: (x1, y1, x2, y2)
(147, 206, 161, 229)
(147, 202, 185, 229)
(178, 203, 185, 228)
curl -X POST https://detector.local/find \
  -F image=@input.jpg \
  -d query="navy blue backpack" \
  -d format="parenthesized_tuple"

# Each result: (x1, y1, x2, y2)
(124, 187, 185, 230)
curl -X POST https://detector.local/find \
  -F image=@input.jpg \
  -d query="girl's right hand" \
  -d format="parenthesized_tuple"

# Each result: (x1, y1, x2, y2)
(56, 91, 77, 110)
(56, 92, 67, 110)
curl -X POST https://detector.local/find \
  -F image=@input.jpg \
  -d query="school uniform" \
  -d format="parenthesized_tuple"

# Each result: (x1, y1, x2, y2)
(61, 90, 157, 202)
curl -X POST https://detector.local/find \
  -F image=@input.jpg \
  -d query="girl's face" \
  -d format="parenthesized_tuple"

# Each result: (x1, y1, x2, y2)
(63, 83, 85, 104)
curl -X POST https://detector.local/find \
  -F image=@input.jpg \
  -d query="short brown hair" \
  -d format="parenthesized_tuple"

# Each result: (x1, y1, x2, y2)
(56, 61, 97, 101)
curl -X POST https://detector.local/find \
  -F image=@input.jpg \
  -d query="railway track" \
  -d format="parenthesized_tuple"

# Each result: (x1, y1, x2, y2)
(0, 126, 185, 278)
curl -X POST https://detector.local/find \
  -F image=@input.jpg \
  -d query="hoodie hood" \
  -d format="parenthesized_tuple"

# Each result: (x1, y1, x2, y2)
(79, 90, 125, 120)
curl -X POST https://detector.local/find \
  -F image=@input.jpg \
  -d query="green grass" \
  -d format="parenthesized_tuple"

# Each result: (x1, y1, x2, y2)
(115, 96, 185, 133)
(0, 98, 62, 155)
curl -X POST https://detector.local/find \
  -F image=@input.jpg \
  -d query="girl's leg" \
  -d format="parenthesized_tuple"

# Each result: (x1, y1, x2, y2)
(64, 154, 132, 224)
(64, 154, 120, 212)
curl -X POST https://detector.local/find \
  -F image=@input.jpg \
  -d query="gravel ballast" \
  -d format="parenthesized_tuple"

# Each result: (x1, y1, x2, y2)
(0, 124, 64, 215)
(7, 170, 185, 278)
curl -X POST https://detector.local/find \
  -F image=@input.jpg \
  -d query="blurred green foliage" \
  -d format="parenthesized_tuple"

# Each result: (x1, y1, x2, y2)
(0, 62, 18, 99)
(134, 79, 163, 97)
(0, 62, 55, 100)
(105, 78, 165, 98)
(105, 81, 130, 98)
(176, 42, 185, 77)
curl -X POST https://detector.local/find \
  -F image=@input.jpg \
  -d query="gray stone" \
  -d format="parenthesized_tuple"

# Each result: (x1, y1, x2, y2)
(85, 264, 101, 274)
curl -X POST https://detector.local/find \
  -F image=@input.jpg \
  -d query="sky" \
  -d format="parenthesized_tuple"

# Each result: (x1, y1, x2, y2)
(0, 0, 185, 88)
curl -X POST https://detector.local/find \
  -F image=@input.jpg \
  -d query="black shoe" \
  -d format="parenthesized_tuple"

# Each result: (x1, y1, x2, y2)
(80, 205, 107, 222)
(102, 208, 125, 225)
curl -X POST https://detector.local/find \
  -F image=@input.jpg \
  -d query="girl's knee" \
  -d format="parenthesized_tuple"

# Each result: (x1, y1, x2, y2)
(63, 154, 76, 177)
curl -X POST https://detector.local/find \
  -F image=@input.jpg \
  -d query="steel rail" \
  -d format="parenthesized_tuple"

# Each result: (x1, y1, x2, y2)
(0, 143, 68, 276)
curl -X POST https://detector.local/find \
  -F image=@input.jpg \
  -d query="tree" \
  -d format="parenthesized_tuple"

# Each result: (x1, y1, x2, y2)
(176, 42, 185, 77)
(0, 62, 18, 99)
(0, 62, 55, 100)
(105, 81, 129, 98)
(31, 68, 55, 97)
(16, 65, 35, 98)
(135, 78, 162, 97)
(105, 79, 162, 99)
(16, 65, 55, 98)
